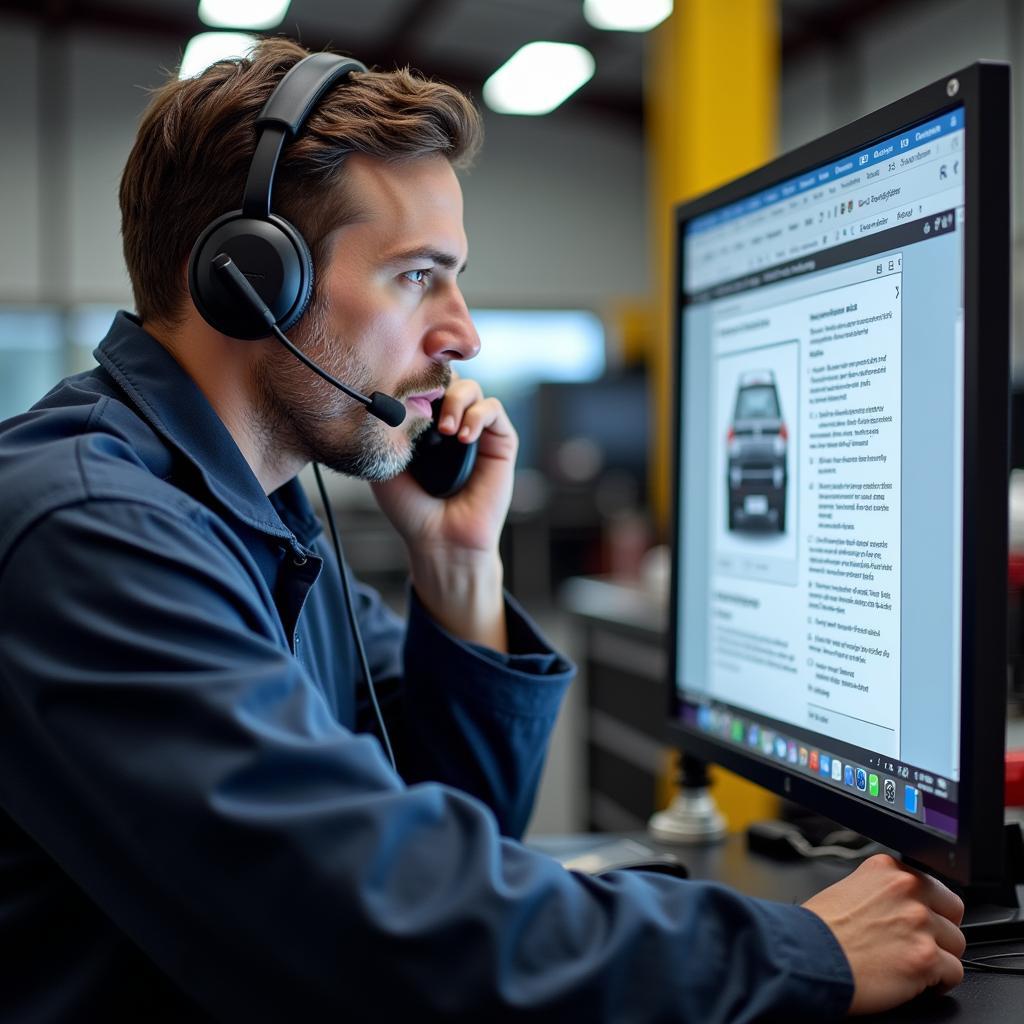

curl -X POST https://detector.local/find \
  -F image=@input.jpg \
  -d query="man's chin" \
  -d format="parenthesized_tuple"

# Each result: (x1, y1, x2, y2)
(318, 416, 431, 482)
(375, 416, 433, 480)
(406, 412, 434, 442)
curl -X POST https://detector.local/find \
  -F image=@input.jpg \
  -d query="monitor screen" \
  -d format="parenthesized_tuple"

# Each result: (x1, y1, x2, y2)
(669, 64, 1010, 883)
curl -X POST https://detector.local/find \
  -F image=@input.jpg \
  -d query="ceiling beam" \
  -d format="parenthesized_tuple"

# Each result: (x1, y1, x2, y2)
(781, 0, 934, 60)
(376, 0, 454, 58)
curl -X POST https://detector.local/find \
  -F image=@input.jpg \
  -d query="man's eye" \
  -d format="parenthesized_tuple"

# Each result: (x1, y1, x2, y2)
(403, 269, 432, 287)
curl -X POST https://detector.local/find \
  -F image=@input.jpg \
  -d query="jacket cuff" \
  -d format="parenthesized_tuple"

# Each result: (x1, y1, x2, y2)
(406, 587, 575, 718)
(759, 901, 855, 1019)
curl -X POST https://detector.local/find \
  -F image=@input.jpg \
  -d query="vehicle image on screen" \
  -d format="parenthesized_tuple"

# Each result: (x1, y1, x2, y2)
(726, 370, 788, 532)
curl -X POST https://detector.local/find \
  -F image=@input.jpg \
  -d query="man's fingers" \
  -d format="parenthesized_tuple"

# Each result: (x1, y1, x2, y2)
(930, 909, 967, 959)
(885, 857, 964, 924)
(930, 948, 966, 994)
(437, 378, 484, 434)
(911, 869, 966, 925)
(454, 396, 513, 443)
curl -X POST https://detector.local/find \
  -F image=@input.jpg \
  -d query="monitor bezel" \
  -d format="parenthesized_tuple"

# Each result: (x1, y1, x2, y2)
(667, 62, 1010, 886)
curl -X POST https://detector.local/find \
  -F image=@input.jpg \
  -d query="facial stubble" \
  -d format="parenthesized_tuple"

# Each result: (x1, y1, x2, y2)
(250, 301, 450, 482)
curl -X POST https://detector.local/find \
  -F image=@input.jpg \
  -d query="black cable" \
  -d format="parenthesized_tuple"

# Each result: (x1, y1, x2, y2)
(272, 325, 358, 400)
(312, 462, 397, 774)
(961, 951, 1024, 975)
(269, 323, 405, 427)
(747, 819, 881, 862)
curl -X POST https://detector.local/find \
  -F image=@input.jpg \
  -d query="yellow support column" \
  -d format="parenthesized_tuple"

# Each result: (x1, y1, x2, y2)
(647, 0, 781, 832)
(647, 0, 779, 525)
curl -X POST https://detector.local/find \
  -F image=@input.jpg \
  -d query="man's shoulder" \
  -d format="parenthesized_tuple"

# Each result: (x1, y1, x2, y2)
(0, 375, 204, 565)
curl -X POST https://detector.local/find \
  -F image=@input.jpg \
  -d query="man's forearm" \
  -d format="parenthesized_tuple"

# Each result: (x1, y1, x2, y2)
(408, 547, 507, 653)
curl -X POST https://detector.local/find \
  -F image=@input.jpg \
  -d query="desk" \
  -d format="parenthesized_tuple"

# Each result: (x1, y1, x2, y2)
(529, 832, 1023, 1022)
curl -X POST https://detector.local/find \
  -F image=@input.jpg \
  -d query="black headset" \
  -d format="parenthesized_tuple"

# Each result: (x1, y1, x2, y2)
(187, 52, 406, 428)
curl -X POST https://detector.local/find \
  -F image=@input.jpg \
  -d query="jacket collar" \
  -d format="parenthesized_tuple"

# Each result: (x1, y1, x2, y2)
(94, 312, 322, 547)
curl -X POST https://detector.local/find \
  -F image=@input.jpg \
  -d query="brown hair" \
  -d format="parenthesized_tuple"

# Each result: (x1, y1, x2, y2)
(120, 37, 483, 326)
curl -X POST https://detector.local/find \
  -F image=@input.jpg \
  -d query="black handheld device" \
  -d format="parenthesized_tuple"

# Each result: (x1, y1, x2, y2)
(409, 398, 478, 498)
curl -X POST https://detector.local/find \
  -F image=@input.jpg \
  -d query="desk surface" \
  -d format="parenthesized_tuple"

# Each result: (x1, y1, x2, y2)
(528, 832, 1023, 1022)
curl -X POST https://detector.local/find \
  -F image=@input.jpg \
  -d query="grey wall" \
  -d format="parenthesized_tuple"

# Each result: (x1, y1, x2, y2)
(0, 24, 180, 306)
(462, 108, 649, 307)
(0, 20, 44, 302)
(0, 16, 648, 316)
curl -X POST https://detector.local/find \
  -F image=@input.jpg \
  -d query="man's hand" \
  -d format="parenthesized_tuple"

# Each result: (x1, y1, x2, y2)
(371, 375, 517, 652)
(802, 853, 966, 1015)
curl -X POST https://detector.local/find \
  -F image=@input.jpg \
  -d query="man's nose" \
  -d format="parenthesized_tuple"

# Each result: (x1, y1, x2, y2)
(427, 286, 480, 362)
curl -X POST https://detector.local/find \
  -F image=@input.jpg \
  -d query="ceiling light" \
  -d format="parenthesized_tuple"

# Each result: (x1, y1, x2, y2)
(198, 0, 291, 31)
(483, 42, 595, 116)
(583, 0, 673, 32)
(179, 32, 258, 80)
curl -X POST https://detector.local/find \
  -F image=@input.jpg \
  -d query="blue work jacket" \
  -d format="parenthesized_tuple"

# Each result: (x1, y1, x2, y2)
(0, 313, 853, 1021)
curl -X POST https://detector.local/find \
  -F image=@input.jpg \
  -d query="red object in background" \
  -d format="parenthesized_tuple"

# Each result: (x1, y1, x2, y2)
(1007, 750, 1024, 808)
(1009, 554, 1024, 589)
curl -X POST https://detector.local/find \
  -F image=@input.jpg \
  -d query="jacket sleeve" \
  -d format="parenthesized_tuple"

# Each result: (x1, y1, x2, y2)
(348, 575, 573, 839)
(0, 500, 854, 1024)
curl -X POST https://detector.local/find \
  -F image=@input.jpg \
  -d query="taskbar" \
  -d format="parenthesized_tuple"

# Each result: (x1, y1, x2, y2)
(680, 697, 959, 839)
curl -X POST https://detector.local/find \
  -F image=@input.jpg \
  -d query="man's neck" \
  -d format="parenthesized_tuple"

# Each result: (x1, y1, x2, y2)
(142, 317, 302, 494)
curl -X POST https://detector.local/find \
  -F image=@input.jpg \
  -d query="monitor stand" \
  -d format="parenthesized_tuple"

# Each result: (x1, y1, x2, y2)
(905, 823, 1024, 943)
(949, 823, 1024, 943)
(647, 754, 728, 845)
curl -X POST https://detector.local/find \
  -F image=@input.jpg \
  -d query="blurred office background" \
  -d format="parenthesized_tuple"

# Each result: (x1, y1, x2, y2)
(2, 0, 1022, 833)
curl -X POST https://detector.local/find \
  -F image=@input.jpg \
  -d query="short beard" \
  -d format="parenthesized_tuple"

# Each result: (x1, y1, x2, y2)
(250, 298, 449, 484)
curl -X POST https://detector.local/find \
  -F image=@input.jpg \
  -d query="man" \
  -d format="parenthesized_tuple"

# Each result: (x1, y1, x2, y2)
(0, 38, 965, 1021)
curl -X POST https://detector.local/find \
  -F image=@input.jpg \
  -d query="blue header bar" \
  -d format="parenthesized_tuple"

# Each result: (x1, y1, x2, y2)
(686, 107, 964, 236)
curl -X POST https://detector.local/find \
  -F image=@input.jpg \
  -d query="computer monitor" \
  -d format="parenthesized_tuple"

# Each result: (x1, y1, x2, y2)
(668, 63, 1012, 892)
(534, 371, 649, 488)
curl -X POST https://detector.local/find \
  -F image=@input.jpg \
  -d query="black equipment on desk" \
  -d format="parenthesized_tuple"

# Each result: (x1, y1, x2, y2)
(666, 61, 1022, 931)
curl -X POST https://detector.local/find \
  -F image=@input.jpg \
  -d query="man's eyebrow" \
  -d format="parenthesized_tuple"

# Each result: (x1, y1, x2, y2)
(384, 247, 468, 274)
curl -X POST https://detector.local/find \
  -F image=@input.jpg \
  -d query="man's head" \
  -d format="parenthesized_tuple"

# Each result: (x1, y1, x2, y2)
(120, 38, 484, 485)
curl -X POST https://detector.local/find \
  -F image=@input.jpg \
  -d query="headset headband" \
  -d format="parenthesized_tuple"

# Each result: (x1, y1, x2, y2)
(189, 50, 372, 340)
(242, 53, 368, 219)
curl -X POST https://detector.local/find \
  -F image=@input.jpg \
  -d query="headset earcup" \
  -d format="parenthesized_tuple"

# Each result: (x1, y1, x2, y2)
(272, 215, 316, 333)
(188, 211, 314, 340)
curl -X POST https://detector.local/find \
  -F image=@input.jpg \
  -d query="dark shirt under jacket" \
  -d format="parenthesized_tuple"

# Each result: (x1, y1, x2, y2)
(0, 313, 853, 1022)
